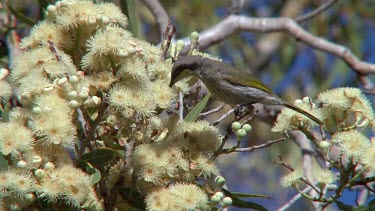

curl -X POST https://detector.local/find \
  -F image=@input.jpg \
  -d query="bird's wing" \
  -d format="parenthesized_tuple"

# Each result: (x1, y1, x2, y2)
(219, 65, 274, 95)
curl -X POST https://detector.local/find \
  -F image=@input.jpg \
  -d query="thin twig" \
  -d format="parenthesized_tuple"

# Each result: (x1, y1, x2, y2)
(278, 185, 313, 211)
(235, 137, 286, 152)
(76, 108, 88, 138)
(78, 96, 108, 158)
(179, 92, 184, 120)
(294, 0, 338, 23)
(240, 108, 258, 126)
(105, 138, 135, 210)
(212, 108, 234, 126)
(227, 0, 245, 15)
(273, 156, 321, 194)
(47, 40, 62, 62)
(212, 134, 229, 159)
(200, 104, 225, 117)
(160, 20, 176, 60)
(124, 139, 135, 169)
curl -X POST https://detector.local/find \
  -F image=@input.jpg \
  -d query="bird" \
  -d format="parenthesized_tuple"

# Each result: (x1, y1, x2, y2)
(169, 55, 323, 125)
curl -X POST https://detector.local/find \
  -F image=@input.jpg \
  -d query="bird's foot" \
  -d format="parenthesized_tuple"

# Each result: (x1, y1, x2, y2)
(234, 104, 254, 120)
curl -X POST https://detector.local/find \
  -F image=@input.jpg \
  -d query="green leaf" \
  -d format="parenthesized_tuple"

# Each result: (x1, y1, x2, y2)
(0, 154, 9, 171)
(1, 101, 10, 122)
(90, 168, 101, 184)
(81, 148, 122, 166)
(77, 161, 96, 174)
(77, 161, 101, 183)
(119, 188, 146, 210)
(117, 150, 126, 157)
(230, 192, 272, 199)
(222, 188, 268, 211)
(37, 0, 48, 20)
(6, 3, 35, 26)
(334, 199, 375, 211)
(184, 93, 211, 122)
(120, 0, 138, 37)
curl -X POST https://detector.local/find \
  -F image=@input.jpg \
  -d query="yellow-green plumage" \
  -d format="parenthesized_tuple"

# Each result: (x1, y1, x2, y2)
(170, 55, 322, 125)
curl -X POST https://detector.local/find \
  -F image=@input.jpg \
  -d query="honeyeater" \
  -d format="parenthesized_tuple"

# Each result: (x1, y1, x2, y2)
(169, 55, 322, 125)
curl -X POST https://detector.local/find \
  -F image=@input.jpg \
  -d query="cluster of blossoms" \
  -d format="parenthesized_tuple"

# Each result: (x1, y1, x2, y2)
(0, 0, 225, 210)
(276, 87, 375, 196)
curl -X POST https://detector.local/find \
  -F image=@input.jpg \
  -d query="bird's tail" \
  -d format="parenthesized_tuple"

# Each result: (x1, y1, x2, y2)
(283, 103, 323, 125)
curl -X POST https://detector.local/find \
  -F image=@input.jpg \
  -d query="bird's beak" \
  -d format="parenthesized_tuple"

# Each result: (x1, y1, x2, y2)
(169, 67, 190, 88)
(169, 65, 185, 88)
(169, 79, 176, 87)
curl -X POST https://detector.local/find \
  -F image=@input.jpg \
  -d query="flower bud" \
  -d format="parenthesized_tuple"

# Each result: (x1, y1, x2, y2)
(91, 96, 101, 105)
(127, 46, 136, 54)
(68, 90, 78, 99)
(84, 96, 101, 107)
(43, 86, 54, 92)
(101, 16, 110, 25)
(215, 191, 224, 199)
(44, 161, 55, 170)
(17, 160, 27, 168)
(190, 31, 199, 44)
(231, 121, 241, 131)
(128, 40, 137, 47)
(211, 194, 221, 204)
(236, 129, 247, 139)
(221, 197, 233, 207)
(77, 71, 85, 78)
(21, 92, 32, 101)
(32, 106, 42, 114)
(0, 68, 10, 80)
(242, 124, 252, 132)
(57, 77, 68, 86)
(55, 1, 62, 8)
(57, 77, 71, 91)
(215, 176, 226, 187)
(69, 100, 80, 108)
(69, 75, 79, 84)
(78, 91, 89, 100)
(169, 43, 176, 58)
(61, 1, 68, 7)
(34, 169, 45, 180)
(80, 86, 89, 92)
(24, 193, 36, 204)
(176, 40, 185, 53)
(47, 5, 57, 16)
(319, 141, 331, 149)
(118, 49, 129, 57)
(31, 155, 42, 164)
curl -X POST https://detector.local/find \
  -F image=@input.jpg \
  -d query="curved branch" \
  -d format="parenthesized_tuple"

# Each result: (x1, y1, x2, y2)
(140, 0, 170, 42)
(179, 15, 375, 75)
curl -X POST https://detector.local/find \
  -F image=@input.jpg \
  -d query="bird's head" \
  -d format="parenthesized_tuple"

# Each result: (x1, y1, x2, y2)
(169, 55, 206, 87)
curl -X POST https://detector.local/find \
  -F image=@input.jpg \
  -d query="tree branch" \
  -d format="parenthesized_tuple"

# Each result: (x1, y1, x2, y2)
(140, 0, 170, 42)
(178, 15, 375, 76)
(235, 137, 286, 152)
(294, 0, 338, 23)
